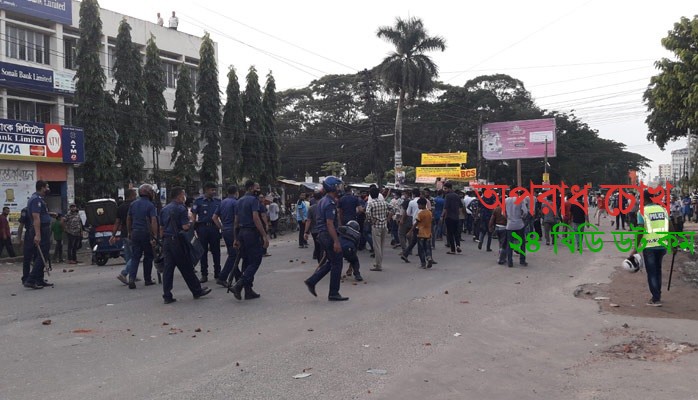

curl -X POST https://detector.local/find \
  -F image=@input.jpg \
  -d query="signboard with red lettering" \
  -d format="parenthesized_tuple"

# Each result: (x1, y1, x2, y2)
(0, 118, 84, 164)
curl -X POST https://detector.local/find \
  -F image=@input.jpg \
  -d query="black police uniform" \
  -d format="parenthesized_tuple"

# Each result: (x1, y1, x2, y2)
(160, 201, 206, 302)
(25, 192, 52, 287)
(192, 195, 222, 279)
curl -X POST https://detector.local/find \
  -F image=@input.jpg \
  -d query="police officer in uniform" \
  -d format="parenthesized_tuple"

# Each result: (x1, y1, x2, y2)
(304, 176, 349, 301)
(192, 182, 222, 283)
(23, 180, 54, 289)
(212, 185, 238, 287)
(229, 180, 268, 300)
(17, 206, 33, 285)
(159, 187, 211, 304)
(126, 184, 159, 289)
(630, 189, 674, 307)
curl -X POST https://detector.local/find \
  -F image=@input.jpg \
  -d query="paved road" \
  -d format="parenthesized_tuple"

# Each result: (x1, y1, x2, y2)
(1, 228, 697, 400)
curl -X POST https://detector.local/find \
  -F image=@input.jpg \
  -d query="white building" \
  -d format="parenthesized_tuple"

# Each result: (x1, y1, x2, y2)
(671, 148, 689, 182)
(658, 163, 671, 180)
(0, 0, 216, 225)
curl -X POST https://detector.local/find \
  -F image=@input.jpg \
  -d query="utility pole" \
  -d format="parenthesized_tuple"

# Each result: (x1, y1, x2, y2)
(361, 69, 382, 187)
(477, 113, 482, 182)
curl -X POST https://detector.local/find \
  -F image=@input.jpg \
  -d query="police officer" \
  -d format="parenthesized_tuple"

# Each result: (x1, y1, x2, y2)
(126, 184, 159, 289)
(192, 182, 222, 283)
(303, 176, 349, 301)
(17, 206, 32, 285)
(212, 185, 238, 287)
(630, 189, 673, 307)
(229, 180, 268, 300)
(159, 187, 211, 304)
(23, 180, 53, 289)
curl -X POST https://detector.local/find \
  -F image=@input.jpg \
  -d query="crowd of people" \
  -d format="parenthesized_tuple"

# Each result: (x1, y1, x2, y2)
(11, 178, 678, 307)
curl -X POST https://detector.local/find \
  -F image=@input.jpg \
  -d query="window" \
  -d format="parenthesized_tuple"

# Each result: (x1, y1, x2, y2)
(64, 106, 78, 126)
(7, 99, 53, 123)
(162, 62, 177, 89)
(108, 46, 116, 77)
(64, 37, 78, 70)
(189, 67, 198, 93)
(5, 25, 50, 64)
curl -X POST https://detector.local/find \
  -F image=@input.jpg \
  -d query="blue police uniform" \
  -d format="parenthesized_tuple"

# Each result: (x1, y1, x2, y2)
(18, 207, 32, 283)
(127, 196, 157, 282)
(305, 194, 344, 297)
(160, 201, 206, 301)
(214, 196, 238, 283)
(25, 192, 52, 286)
(192, 195, 222, 279)
(235, 193, 264, 289)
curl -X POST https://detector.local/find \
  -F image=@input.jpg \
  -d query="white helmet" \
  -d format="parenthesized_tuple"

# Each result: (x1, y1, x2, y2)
(622, 253, 644, 273)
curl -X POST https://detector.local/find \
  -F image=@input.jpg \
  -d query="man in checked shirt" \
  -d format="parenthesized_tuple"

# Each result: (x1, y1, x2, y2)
(365, 186, 394, 272)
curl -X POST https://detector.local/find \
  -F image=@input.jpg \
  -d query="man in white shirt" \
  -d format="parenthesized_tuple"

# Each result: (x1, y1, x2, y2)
(400, 188, 422, 262)
(463, 190, 475, 234)
(169, 11, 179, 30)
(156, 12, 163, 26)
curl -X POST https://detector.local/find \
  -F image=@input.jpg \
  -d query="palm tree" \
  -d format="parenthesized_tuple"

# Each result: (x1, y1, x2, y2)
(376, 17, 446, 186)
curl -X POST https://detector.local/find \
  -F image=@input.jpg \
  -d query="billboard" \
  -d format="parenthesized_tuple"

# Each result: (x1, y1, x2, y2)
(421, 152, 467, 165)
(482, 118, 556, 160)
(0, 118, 85, 164)
(0, 61, 75, 94)
(0, 0, 72, 25)
(416, 166, 462, 179)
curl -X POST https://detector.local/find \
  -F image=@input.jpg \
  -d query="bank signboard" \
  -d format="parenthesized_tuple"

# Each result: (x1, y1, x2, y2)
(0, 61, 76, 94)
(0, 118, 85, 164)
(0, 0, 72, 25)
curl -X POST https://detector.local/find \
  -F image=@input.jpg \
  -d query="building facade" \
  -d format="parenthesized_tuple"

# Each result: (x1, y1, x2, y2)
(658, 163, 671, 181)
(671, 148, 689, 183)
(0, 0, 215, 233)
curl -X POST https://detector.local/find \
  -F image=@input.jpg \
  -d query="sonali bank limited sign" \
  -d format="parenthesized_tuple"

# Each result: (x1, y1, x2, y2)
(0, 118, 84, 164)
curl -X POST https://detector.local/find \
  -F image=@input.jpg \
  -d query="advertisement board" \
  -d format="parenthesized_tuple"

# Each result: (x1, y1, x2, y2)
(0, 160, 36, 234)
(0, 118, 85, 163)
(0, 61, 76, 95)
(416, 166, 462, 179)
(482, 118, 556, 160)
(0, 0, 72, 25)
(421, 152, 467, 165)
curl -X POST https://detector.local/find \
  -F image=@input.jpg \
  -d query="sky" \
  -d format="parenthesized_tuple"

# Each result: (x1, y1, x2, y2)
(99, 0, 696, 181)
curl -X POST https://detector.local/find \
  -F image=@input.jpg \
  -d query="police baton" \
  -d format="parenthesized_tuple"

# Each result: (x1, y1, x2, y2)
(315, 252, 327, 273)
(667, 249, 677, 291)
(226, 249, 243, 293)
(35, 243, 51, 276)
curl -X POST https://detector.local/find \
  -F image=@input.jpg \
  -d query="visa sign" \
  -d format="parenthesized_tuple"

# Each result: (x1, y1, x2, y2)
(0, 118, 84, 164)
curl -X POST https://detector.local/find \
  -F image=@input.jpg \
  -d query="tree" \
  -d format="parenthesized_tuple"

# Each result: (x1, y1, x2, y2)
(112, 18, 146, 185)
(320, 161, 345, 176)
(376, 16, 446, 185)
(241, 66, 265, 181)
(197, 32, 221, 184)
(262, 71, 279, 185)
(221, 66, 245, 184)
(75, 0, 118, 198)
(143, 34, 169, 175)
(172, 65, 199, 190)
(644, 16, 698, 150)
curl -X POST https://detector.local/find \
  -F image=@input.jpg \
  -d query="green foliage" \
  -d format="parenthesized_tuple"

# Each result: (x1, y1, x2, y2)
(262, 71, 279, 185)
(364, 173, 377, 183)
(644, 16, 698, 150)
(221, 66, 245, 184)
(385, 167, 415, 183)
(143, 34, 169, 169)
(75, 0, 118, 198)
(241, 66, 265, 181)
(320, 161, 344, 176)
(172, 65, 199, 190)
(112, 18, 145, 185)
(197, 32, 222, 184)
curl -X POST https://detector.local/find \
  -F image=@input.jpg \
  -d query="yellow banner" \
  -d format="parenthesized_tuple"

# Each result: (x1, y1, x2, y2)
(421, 152, 467, 165)
(416, 166, 462, 179)
(451, 168, 477, 181)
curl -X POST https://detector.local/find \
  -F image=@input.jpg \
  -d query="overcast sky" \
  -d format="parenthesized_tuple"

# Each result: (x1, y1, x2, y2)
(100, 0, 695, 181)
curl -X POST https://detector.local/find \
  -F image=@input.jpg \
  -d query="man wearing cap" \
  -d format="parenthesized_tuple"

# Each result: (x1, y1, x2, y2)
(192, 182, 222, 283)
(23, 180, 53, 289)
(304, 176, 349, 301)
(127, 184, 159, 289)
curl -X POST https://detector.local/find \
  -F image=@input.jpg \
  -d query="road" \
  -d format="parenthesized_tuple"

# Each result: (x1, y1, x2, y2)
(1, 228, 697, 400)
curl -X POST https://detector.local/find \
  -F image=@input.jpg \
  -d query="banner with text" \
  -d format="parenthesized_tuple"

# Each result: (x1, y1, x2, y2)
(0, 61, 76, 94)
(0, 0, 72, 25)
(421, 152, 467, 165)
(0, 118, 85, 163)
(482, 118, 556, 160)
(416, 166, 462, 179)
